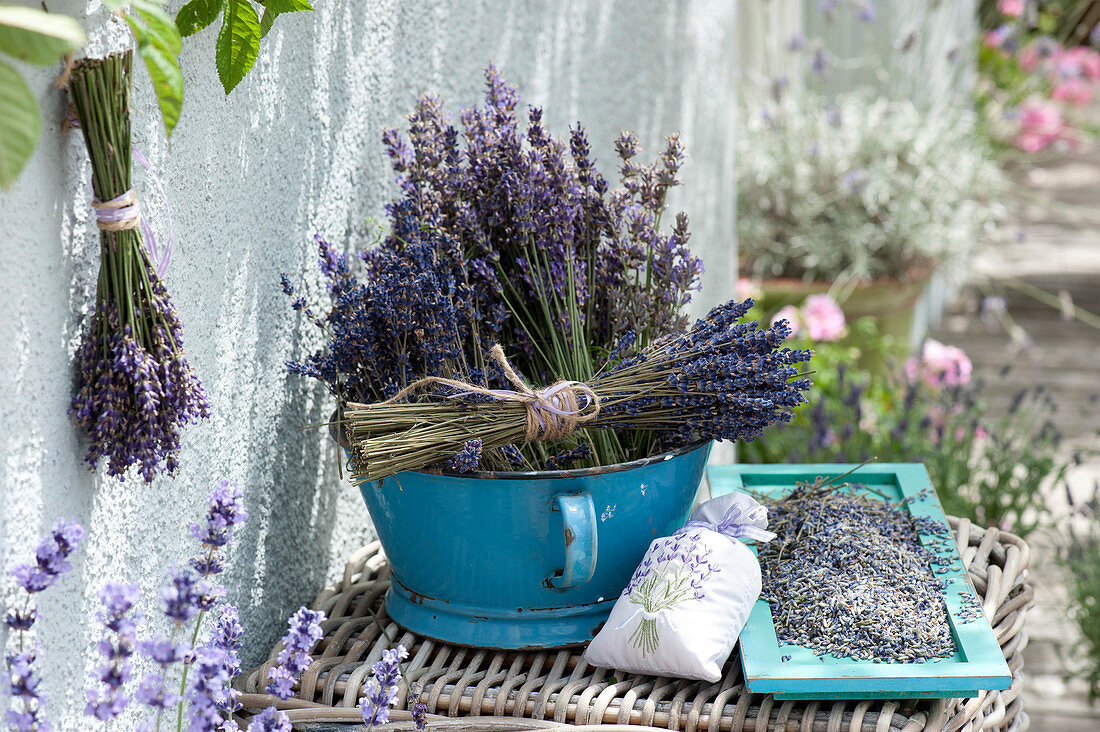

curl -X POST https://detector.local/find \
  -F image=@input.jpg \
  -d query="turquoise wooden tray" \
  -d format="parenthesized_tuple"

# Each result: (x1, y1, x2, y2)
(707, 463, 1012, 700)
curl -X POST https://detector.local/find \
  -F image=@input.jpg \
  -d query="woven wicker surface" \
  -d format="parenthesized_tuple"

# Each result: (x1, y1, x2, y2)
(237, 517, 1033, 732)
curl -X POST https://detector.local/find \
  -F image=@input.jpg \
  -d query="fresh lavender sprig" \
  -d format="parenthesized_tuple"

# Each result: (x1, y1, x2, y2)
(408, 690, 428, 731)
(85, 582, 142, 721)
(164, 480, 247, 732)
(4, 519, 85, 732)
(265, 608, 326, 700)
(4, 652, 48, 732)
(357, 646, 409, 728)
(186, 646, 233, 732)
(244, 707, 291, 732)
(186, 604, 245, 725)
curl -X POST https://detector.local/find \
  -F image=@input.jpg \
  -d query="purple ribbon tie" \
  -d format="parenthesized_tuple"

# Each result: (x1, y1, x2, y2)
(678, 502, 777, 543)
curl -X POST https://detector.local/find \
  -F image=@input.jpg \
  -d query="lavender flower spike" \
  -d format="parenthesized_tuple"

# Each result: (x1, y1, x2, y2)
(13, 519, 86, 594)
(4, 519, 85, 732)
(246, 707, 292, 732)
(4, 651, 49, 732)
(358, 646, 409, 728)
(266, 607, 327, 700)
(85, 582, 143, 721)
(187, 646, 233, 732)
(190, 479, 249, 552)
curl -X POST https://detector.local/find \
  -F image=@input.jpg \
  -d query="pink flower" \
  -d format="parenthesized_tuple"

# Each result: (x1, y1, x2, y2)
(736, 278, 762, 302)
(1052, 77, 1095, 105)
(997, 0, 1024, 17)
(1013, 99, 1067, 152)
(800, 294, 846, 342)
(1018, 38, 1060, 72)
(1018, 45, 1040, 72)
(904, 339, 972, 389)
(1055, 46, 1100, 81)
(983, 28, 1007, 50)
(771, 305, 802, 337)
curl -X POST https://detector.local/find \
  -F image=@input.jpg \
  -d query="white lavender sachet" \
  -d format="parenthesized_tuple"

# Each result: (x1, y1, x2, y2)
(583, 491, 775, 682)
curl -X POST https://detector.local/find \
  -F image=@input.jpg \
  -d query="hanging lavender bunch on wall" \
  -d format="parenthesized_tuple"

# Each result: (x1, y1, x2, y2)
(67, 52, 209, 483)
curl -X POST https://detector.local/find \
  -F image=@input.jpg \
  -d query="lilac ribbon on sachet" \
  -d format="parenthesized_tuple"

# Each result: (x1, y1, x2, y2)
(677, 494, 777, 543)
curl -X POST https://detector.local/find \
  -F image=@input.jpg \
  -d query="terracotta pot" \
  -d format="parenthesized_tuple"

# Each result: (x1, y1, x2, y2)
(756, 270, 932, 348)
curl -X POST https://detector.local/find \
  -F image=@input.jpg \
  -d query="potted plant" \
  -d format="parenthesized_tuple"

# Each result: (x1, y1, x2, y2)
(283, 67, 811, 648)
(736, 91, 1003, 347)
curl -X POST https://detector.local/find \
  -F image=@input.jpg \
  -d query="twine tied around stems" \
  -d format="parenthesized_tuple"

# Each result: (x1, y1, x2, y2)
(376, 345, 601, 442)
(91, 189, 141, 231)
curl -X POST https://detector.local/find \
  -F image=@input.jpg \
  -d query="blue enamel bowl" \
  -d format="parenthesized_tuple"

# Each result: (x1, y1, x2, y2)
(346, 440, 711, 649)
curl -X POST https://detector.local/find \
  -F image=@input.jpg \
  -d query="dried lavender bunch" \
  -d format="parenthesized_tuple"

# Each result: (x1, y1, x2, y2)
(67, 53, 210, 483)
(344, 299, 811, 481)
(285, 65, 704, 469)
(284, 233, 482, 404)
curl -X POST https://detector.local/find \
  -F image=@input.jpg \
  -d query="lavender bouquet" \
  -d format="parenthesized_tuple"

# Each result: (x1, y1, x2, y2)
(345, 300, 811, 481)
(286, 67, 807, 475)
(68, 53, 210, 483)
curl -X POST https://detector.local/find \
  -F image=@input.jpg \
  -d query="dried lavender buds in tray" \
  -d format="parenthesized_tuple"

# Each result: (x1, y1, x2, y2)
(707, 463, 1012, 700)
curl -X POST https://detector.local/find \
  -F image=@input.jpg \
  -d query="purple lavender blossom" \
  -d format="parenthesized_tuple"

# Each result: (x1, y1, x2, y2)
(246, 707, 292, 732)
(499, 444, 526, 467)
(858, 1, 876, 22)
(4, 520, 85, 732)
(12, 519, 85, 594)
(190, 479, 249, 552)
(133, 671, 176, 710)
(265, 607, 326, 700)
(182, 603, 246, 728)
(786, 32, 806, 51)
(598, 299, 812, 448)
(810, 46, 829, 74)
(284, 65, 704, 472)
(4, 651, 49, 732)
(161, 565, 207, 626)
(70, 283, 211, 483)
(186, 646, 232, 732)
(85, 582, 142, 721)
(545, 442, 593, 471)
(357, 646, 409, 727)
(409, 690, 428, 731)
(448, 439, 483, 473)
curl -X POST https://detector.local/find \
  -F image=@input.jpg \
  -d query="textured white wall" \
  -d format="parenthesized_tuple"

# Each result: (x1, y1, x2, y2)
(0, 1, 737, 728)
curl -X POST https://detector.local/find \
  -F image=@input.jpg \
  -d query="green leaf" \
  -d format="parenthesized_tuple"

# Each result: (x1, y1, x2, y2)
(0, 59, 41, 188)
(215, 0, 260, 95)
(0, 6, 86, 65)
(139, 40, 183, 137)
(132, 0, 183, 55)
(259, 0, 312, 38)
(176, 0, 224, 38)
(125, 5, 183, 137)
